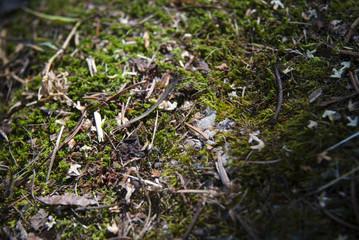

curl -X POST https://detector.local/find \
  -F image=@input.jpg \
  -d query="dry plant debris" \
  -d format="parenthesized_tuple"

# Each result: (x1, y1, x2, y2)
(1, 0, 359, 239)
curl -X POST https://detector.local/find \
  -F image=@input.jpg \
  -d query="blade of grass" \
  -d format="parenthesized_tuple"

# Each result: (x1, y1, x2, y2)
(22, 6, 79, 23)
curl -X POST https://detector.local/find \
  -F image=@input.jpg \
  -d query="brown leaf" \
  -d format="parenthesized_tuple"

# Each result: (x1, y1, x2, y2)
(30, 209, 48, 231)
(38, 193, 97, 207)
(151, 169, 161, 177)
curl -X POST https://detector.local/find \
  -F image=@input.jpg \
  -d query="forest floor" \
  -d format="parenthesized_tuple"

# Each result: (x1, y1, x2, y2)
(1, 0, 359, 239)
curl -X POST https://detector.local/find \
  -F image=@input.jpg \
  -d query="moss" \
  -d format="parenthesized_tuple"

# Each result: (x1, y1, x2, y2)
(1, 0, 359, 239)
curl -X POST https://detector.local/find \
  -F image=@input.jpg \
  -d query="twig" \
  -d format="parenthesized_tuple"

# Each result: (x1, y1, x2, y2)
(95, 17, 100, 39)
(354, 71, 359, 91)
(148, 111, 159, 150)
(316, 165, 359, 193)
(31, 170, 36, 201)
(137, 194, 154, 239)
(112, 76, 179, 132)
(46, 125, 64, 181)
(175, 100, 197, 129)
(292, 165, 359, 206)
(349, 71, 359, 93)
(291, 33, 305, 50)
(319, 92, 359, 107)
(234, 212, 260, 240)
(106, 237, 132, 240)
(351, 172, 359, 226)
(176, 189, 220, 196)
(104, 80, 145, 103)
(324, 130, 359, 153)
(175, 171, 187, 189)
(124, 174, 163, 188)
(183, 201, 205, 240)
(145, 78, 156, 99)
(245, 159, 281, 164)
(215, 152, 232, 189)
(59, 109, 87, 149)
(338, 49, 359, 58)
(271, 65, 283, 123)
(175, 171, 189, 202)
(345, 17, 359, 43)
(321, 205, 359, 230)
(184, 122, 209, 140)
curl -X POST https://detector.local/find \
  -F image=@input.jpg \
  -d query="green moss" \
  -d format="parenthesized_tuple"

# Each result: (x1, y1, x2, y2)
(2, 0, 359, 239)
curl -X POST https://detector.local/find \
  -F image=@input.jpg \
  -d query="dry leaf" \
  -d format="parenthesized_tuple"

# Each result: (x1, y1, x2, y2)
(38, 193, 97, 207)
(151, 169, 161, 177)
(30, 209, 48, 231)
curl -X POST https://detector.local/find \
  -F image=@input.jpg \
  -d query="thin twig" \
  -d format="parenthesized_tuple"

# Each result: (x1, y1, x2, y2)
(346, 16, 359, 43)
(321, 205, 359, 230)
(148, 111, 159, 150)
(184, 122, 209, 140)
(137, 193, 153, 239)
(351, 172, 359, 226)
(236, 213, 260, 240)
(316, 165, 359, 193)
(112, 76, 179, 132)
(338, 49, 359, 58)
(319, 92, 359, 107)
(215, 152, 232, 189)
(175, 100, 197, 129)
(176, 189, 220, 196)
(271, 65, 283, 123)
(104, 80, 146, 103)
(31, 170, 36, 201)
(349, 71, 359, 93)
(183, 201, 205, 240)
(46, 125, 64, 181)
(245, 159, 281, 164)
(324, 130, 359, 153)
